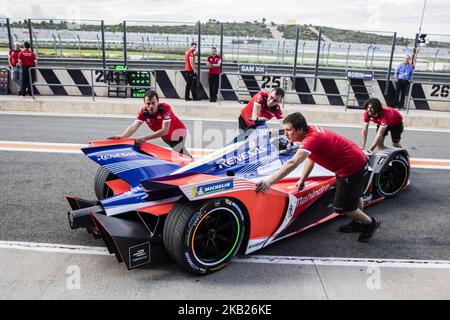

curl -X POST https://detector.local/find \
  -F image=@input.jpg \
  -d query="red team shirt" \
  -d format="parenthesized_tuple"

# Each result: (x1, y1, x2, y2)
(240, 91, 283, 127)
(299, 126, 367, 177)
(185, 49, 195, 72)
(137, 103, 187, 142)
(18, 49, 36, 67)
(9, 49, 21, 66)
(207, 55, 221, 75)
(363, 106, 403, 128)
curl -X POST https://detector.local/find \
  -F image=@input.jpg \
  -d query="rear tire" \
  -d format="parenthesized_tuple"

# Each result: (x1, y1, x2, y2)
(374, 154, 409, 198)
(94, 167, 116, 200)
(163, 198, 246, 274)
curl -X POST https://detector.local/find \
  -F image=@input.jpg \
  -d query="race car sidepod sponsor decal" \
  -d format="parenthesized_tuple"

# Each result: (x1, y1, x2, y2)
(96, 151, 139, 162)
(296, 184, 330, 208)
(191, 180, 234, 198)
(129, 242, 151, 269)
(246, 238, 270, 254)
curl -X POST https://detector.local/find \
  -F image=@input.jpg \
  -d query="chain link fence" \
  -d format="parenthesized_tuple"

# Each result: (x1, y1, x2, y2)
(1, 18, 449, 74)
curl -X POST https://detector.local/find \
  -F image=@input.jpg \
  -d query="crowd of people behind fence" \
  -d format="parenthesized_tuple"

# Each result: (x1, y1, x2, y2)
(8, 41, 37, 97)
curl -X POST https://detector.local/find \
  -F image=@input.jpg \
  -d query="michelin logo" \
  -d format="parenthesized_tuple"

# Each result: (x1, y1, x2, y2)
(192, 181, 234, 198)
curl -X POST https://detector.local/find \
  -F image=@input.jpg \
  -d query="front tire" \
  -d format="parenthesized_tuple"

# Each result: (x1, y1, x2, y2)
(163, 198, 246, 274)
(374, 154, 409, 198)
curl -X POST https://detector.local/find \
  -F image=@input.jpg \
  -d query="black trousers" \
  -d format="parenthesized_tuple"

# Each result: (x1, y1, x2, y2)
(185, 71, 198, 100)
(165, 136, 193, 158)
(208, 74, 219, 101)
(20, 66, 35, 96)
(394, 79, 410, 108)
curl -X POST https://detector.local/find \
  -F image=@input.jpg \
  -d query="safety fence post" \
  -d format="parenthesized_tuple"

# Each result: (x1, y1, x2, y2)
(123, 20, 127, 66)
(6, 18, 12, 49)
(314, 27, 322, 91)
(385, 32, 397, 95)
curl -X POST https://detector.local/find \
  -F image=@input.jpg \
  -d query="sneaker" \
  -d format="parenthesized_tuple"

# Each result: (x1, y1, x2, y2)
(358, 217, 381, 242)
(339, 219, 364, 233)
(185, 98, 192, 101)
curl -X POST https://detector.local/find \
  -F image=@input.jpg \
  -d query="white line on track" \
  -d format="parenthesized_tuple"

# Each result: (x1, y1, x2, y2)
(1, 241, 449, 269)
(235, 255, 450, 269)
(0, 241, 109, 256)
(1, 141, 450, 170)
(0, 141, 86, 147)
(2, 111, 450, 133)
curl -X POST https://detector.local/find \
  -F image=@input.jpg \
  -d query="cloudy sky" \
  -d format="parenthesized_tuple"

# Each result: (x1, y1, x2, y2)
(1, 0, 449, 38)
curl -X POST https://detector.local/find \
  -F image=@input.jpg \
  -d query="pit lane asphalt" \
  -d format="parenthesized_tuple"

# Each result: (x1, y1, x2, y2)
(1, 113, 449, 263)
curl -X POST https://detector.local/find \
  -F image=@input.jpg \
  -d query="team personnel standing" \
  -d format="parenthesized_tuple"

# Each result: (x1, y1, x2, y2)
(184, 42, 199, 101)
(239, 88, 284, 131)
(18, 41, 37, 97)
(360, 98, 404, 152)
(206, 47, 221, 102)
(8, 42, 22, 92)
(256, 112, 381, 242)
(108, 90, 192, 158)
(394, 55, 414, 110)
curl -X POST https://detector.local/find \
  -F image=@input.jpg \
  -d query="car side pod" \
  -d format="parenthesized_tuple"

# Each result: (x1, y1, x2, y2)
(89, 212, 152, 270)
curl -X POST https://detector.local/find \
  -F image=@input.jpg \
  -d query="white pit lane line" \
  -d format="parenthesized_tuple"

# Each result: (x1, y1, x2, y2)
(2, 111, 450, 133)
(1, 241, 450, 269)
(1, 141, 450, 170)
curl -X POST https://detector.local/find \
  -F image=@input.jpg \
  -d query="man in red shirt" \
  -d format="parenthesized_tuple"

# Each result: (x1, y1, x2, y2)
(184, 42, 199, 101)
(361, 98, 404, 152)
(8, 42, 22, 92)
(239, 88, 284, 131)
(18, 41, 37, 97)
(206, 47, 221, 102)
(256, 112, 381, 242)
(108, 90, 192, 158)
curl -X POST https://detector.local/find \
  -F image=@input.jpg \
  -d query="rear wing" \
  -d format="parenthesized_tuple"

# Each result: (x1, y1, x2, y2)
(82, 143, 182, 187)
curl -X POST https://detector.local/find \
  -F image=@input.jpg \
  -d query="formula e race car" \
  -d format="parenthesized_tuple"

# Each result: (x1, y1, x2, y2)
(66, 121, 410, 274)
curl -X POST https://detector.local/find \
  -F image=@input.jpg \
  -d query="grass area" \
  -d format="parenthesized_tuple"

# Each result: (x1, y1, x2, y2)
(277, 25, 318, 40)
(277, 24, 412, 46)
(13, 20, 273, 39)
(1, 45, 447, 71)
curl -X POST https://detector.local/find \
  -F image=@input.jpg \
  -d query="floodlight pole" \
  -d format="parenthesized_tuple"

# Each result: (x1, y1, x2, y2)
(407, 0, 427, 112)
(412, 0, 427, 69)
(418, 0, 427, 36)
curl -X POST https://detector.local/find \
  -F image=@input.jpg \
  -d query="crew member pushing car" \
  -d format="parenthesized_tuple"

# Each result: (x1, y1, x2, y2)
(108, 90, 192, 158)
(239, 88, 284, 131)
(256, 112, 380, 242)
(360, 98, 404, 153)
